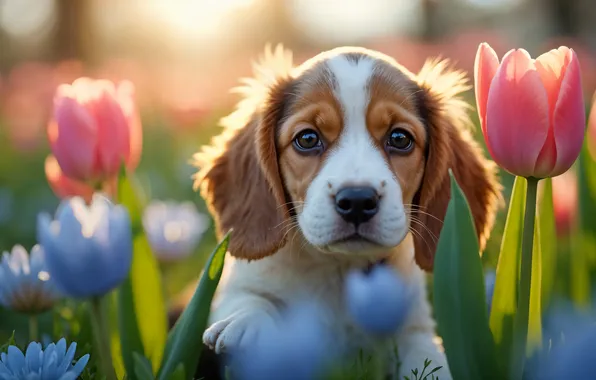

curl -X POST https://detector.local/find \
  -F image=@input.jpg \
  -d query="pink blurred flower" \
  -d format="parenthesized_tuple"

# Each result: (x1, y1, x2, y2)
(3, 61, 56, 152)
(3, 89, 47, 152)
(475, 43, 586, 178)
(47, 77, 142, 185)
(552, 170, 578, 236)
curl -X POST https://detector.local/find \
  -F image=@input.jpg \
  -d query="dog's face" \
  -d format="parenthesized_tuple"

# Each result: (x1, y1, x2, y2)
(277, 55, 426, 255)
(194, 46, 501, 270)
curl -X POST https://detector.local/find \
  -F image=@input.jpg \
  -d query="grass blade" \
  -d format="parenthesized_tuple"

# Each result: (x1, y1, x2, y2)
(157, 231, 231, 379)
(489, 176, 526, 370)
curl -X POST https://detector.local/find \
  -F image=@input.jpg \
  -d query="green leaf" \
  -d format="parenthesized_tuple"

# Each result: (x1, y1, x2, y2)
(117, 167, 168, 377)
(489, 176, 526, 369)
(572, 142, 596, 308)
(0, 331, 15, 353)
(432, 171, 501, 380)
(578, 141, 596, 236)
(527, 207, 542, 356)
(170, 364, 186, 380)
(569, 232, 593, 308)
(538, 178, 556, 312)
(157, 231, 231, 380)
(106, 292, 126, 378)
(133, 352, 155, 380)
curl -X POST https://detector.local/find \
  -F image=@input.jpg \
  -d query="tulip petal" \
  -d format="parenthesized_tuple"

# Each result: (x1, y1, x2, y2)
(485, 49, 550, 177)
(533, 47, 572, 177)
(474, 42, 500, 152)
(535, 47, 570, 117)
(549, 48, 586, 177)
(45, 156, 94, 202)
(88, 81, 131, 178)
(50, 95, 98, 181)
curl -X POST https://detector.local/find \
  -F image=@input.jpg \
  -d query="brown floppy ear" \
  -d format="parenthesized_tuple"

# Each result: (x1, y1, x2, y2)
(192, 76, 295, 261)
(411, 59, 503, 271)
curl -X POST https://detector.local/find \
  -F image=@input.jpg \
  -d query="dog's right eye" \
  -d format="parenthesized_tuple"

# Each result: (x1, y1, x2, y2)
(293, 129, 323, 153)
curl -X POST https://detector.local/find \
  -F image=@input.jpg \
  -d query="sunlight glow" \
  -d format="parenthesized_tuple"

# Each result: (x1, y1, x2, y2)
(289, 0, 420, 43)
(0, 0, 55, 38)
(145, 0, 254, 38)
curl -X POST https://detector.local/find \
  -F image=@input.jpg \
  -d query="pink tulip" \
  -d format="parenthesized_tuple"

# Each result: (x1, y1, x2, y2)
(475, 43, 586, 178)
(47, 77, 142, 183)
(552, 170, 578, 236)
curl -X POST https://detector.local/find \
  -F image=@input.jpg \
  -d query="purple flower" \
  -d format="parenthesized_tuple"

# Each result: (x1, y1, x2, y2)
(230, 302, 337, 380)
(345, 264, 412, 335)
(142, 200, 209, 262)
(37, 193, 133, 298)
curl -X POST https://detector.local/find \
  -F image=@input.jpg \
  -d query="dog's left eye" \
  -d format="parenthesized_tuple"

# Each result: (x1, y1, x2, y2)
(293, 129, 323, 153)
(387, 128, 414, 153)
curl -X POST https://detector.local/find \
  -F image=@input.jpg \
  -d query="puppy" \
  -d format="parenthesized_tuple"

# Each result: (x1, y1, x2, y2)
(191, 45, 501, 379)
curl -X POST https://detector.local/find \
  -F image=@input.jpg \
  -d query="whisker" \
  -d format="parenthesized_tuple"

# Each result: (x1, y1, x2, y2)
(405, 210, 444, 224)
(409, 226, 433, 254)
(276, 201, 305, 211)
(409, 217, 439, 245)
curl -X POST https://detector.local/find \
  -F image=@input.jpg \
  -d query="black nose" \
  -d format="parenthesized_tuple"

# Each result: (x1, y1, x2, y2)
(335, 186, 379, 225)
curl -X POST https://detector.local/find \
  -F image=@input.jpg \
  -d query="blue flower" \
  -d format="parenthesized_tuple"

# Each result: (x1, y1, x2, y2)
(142, 200, 209, 262)
(37, 193, 133, 298)
(534, 305, 596, 379)
(345, 264, 412, 335)
(0, 338, 89, 380)
(0, 245, 62, 313)
(230, 302, 337, 380)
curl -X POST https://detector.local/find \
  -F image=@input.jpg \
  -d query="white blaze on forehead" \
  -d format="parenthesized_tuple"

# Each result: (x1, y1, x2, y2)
(321, 55, 392, 186)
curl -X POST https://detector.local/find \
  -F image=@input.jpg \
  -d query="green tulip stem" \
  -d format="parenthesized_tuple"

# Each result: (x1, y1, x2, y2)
(90, 296, 117, 380)
(511, 176, 539, 379)
(28, 315, 38, 342)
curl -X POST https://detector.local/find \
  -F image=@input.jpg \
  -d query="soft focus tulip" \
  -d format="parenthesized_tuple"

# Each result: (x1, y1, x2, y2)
(45, 156, 95, 203)
(345, 264, 412, 335)
(37, 194, 132, 298)
(230, 302, 337, 380)
(142, 200, 210, 262)
(47, 77, 142, 184)
(0, 338, 89, 380)
(0, 245, 62, 314)
(475, 43, 585, 178)
(552, 170, 578, 236)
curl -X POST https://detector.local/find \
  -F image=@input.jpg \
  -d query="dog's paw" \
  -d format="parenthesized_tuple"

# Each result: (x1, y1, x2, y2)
(203, 311, 274, 354)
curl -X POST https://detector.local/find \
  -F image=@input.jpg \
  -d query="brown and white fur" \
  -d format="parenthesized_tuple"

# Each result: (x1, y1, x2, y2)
(191, 45, 501, 379)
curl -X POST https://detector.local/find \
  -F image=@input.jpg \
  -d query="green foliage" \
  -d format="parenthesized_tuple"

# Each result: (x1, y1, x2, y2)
(433, 171, 501, 379)
(117, 167, 169, 377)
(0, 331, 15, 353)
(538, 178, 556, 312)
(403, 359, 442, 380)
(489, 176, 526, 370)
(133, 352, 155, 380)
(157, 231, 230, 380)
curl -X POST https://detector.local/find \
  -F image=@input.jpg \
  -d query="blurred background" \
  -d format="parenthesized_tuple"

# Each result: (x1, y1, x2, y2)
(1, 0, 595, 342)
